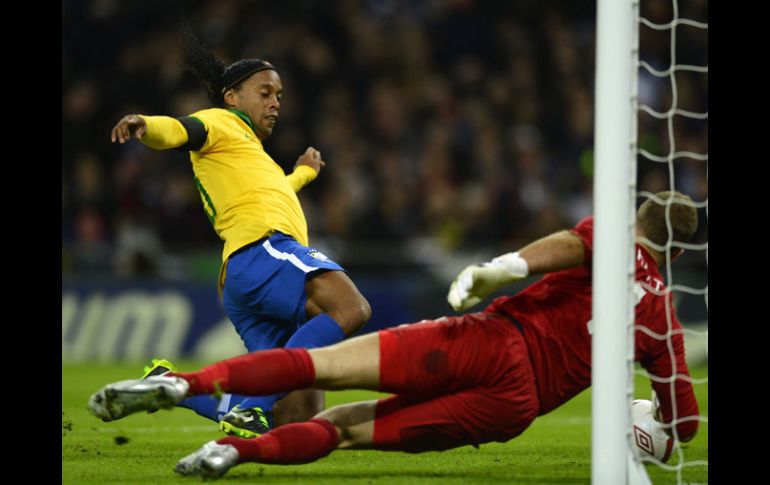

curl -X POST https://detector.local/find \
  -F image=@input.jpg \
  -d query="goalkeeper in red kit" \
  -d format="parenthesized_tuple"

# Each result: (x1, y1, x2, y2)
(88, 191, 700, 478)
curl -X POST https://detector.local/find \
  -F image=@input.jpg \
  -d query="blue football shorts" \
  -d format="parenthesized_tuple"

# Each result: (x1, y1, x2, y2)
(222, 232, 344, 352)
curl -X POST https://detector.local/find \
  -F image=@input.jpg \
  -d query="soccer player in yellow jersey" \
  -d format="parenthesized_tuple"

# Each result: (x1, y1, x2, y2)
(109, 22, 371, 438)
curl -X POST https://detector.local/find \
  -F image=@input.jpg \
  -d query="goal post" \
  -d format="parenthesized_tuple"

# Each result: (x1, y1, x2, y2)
(591, 0, 642, 483)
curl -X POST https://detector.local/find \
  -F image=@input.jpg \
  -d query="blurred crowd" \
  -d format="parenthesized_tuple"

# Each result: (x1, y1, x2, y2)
(62, 0, 708, 279)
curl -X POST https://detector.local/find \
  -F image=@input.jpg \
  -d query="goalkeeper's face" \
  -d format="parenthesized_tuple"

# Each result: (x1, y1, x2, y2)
(226, 70, 283, 141)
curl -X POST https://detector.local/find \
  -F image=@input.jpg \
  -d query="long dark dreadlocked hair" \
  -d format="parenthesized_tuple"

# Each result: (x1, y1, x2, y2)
(179, 17, 277, 107)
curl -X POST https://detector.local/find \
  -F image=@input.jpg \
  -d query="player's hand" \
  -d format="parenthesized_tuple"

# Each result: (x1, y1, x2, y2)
(111, 115, 147, 144)
(295, 147, 326, 174)
(447, 252, 529, 311)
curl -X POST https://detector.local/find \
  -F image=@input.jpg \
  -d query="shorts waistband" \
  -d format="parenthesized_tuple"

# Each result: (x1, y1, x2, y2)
(230, 232, 277, 258)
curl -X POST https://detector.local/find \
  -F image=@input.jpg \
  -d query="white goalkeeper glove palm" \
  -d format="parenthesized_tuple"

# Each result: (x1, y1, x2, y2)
(447, 252, 529, 311)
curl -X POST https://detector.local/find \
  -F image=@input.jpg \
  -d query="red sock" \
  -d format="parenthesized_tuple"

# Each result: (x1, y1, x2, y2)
(218, 418, 339, 464)
(169, 348, 315, 396)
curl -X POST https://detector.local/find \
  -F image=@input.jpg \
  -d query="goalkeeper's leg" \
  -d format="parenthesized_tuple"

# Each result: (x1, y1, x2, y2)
(189, 383, 540, 477)
(91, 375, 536, 462)
(180, 400, 377, 474)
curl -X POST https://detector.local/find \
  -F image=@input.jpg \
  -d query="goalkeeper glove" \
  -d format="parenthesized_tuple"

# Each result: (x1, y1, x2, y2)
(447, 252, 529, 311)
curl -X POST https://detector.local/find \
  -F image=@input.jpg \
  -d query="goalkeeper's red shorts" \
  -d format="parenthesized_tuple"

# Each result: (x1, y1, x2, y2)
(373, 312, 539, 452)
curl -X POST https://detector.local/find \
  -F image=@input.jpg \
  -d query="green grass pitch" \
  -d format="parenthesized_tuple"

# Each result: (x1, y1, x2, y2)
(63, 362, 707, 484)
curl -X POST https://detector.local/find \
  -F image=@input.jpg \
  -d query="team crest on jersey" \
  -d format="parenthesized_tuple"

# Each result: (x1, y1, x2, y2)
(308, 249, 329, 261)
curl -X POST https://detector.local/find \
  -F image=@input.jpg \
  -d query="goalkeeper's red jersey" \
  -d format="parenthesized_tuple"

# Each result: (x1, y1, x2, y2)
(486, 216, 699, 440)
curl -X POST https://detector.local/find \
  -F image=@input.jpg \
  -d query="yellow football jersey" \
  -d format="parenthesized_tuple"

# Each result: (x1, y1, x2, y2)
(139, 108, 317, 285)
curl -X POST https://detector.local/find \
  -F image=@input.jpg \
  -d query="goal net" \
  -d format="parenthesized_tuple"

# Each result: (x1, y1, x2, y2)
(634, 0, 708, 482)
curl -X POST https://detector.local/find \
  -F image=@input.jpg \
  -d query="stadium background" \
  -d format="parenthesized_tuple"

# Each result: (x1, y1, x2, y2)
(62, 0, 707, 364)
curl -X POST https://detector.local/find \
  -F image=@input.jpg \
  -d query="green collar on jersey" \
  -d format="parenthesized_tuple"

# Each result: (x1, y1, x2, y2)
(228, 109, 256, 135)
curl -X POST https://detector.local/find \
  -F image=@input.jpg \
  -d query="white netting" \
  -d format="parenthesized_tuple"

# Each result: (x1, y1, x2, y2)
(633, 0, 707, 482)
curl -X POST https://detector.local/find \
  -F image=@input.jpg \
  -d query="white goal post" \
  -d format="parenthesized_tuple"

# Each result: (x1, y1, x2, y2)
(591, 0, 638, 483)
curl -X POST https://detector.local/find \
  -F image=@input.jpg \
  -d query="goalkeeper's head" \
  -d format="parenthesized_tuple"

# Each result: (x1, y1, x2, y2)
(636, 190, 698, 261)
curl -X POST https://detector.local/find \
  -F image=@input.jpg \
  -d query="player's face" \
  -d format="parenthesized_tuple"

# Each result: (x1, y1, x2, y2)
(230, 70, 282, 140)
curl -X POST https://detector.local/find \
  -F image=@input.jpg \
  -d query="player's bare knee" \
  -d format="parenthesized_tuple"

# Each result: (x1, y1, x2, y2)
(331, 296, 371, 335)
(348, 296, 371, 331)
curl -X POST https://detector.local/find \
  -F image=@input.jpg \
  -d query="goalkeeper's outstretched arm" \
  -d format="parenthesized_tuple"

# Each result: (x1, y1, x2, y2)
(448, 229, 586, 311)
(517, 229, 585, 275)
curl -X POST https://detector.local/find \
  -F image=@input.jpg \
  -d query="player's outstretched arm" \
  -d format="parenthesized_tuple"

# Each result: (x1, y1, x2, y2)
(447, 229, 585, 311)
(517, 229, 585, 275)
(110, 114, 195, 150)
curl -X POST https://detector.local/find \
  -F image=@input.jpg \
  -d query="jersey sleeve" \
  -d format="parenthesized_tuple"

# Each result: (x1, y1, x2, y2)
(139, 114, 208, 152)
(186, 111, 217, 152)
(569, 216, 594, 266)
(139, 115, 189, 149)
(637, 310, 700, 441)
(175, 116, 207, 151)
(285, 165, 319, 192)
